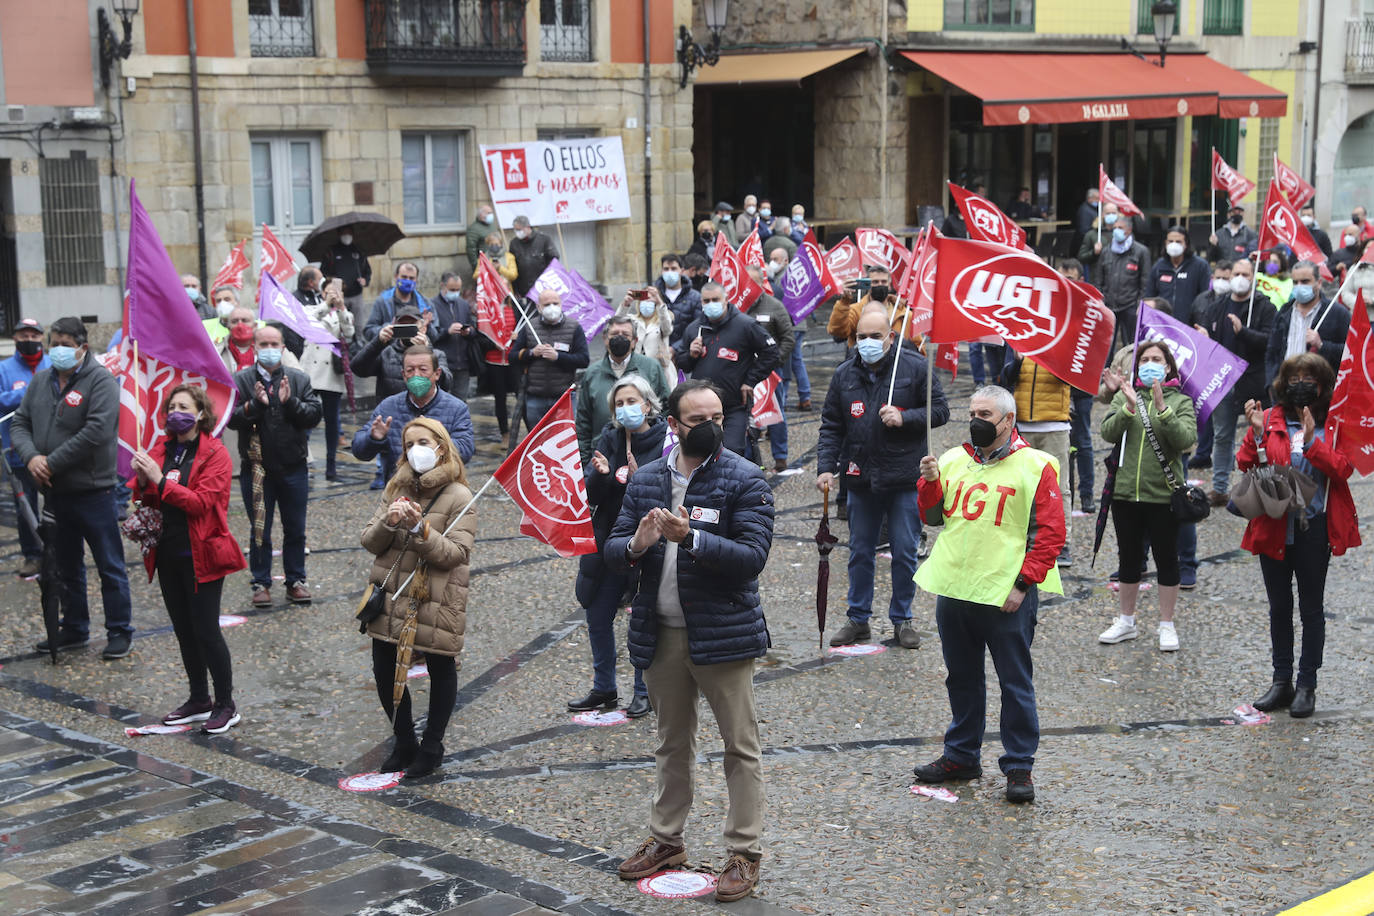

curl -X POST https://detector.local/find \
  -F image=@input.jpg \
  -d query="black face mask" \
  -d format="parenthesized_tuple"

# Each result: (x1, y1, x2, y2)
(969, 416, 1001, 449)
(1352, 213, 1363, 225)
(869, 285, 891, 302)
(607, 335, 632, 358)
(679, 419, 723, 458)
(700, 232, 714, 242)
(1229, 214, 1244, 226)
(15, 340, 42, 356)
(1286, 380, 1320, 408)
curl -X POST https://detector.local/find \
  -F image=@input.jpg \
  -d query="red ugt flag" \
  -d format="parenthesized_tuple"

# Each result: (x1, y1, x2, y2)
(1273, 155, 1316, 210)
(824, 238, 863, 286)
(927, 235, 1116, 391)
(1098, 165, 1142, 217)
(492, 387, 598, 556)
(855, 227, 911, 289)
(476, 251, 515, 366)
(708, 237, 762, 310)
(1329, 290, 1374, 477)
(212, 239, 249, 291)
(902, 224, 941, 339)
(948, 182, 1029, 250)
(1211, 150, 1256, 208)
(259, 224, 299, 284)
(1259, 180, 1327, 267)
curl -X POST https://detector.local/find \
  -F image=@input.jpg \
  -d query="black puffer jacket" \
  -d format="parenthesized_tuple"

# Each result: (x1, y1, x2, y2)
(671, 305, 780, 409)
(605, 446, 774, 668)
(575, 417, 668, 607)
(817, 347, 948, 491)
(227, 365, 323, 473)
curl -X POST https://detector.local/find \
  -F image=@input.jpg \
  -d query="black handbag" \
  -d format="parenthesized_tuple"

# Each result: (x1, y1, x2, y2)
(355, 494, 441, 633)
(1139, 406, 1210, 523)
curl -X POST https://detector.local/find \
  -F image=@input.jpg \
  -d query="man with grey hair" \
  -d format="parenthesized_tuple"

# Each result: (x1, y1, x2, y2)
(576, 316, 671, 465)
(1264, 258, 1350, 386)
(911, 385, 1065, 804)
(509, 215, 559, 297)
(761, 218, 797, 260)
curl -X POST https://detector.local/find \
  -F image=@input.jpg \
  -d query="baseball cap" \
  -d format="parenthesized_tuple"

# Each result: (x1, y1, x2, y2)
(12, 318, 43, 336)
(714, 200, 734, 212)
(394, 304, 422, 321)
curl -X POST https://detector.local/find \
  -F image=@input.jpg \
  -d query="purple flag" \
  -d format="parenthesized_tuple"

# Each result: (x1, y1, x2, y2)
(531, 259, 614, 339)
(779, 251, 825, 324)
(1135, 306, 1246, 425)
(257, 271, 340, 349)
(126, 182, 232, 387)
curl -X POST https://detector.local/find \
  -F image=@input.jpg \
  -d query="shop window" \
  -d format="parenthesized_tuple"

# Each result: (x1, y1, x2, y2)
(402, 133, 466, 228)
(944, 0, 1033, 30)
(40, 157, 104, 287)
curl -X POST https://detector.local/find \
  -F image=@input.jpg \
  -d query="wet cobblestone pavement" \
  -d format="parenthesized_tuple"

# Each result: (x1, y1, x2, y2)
(1, 337, 1372, 914)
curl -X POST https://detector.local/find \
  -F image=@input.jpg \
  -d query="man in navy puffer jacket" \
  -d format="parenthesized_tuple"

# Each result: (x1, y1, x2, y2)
(605, 379, 774, 903)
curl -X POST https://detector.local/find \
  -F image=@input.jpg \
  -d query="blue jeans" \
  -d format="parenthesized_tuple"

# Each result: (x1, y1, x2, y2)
(1069, 392, 1095, 505)
(786, 330, 811, 401)
(1194, 412, 1214, 463)
(584, 570, 647, 698)
(968, 343, 987, 386)
(241, 464, 309, 589)
(1260, 514, 1329, 688)
(10, 463, 41, 559)
(52, 487, 133, 638)
(1210, 391, 1243, 494)
(845, 486, 921, 624)
(524, 394, 557, 432)
(936, 590, 1039, 773)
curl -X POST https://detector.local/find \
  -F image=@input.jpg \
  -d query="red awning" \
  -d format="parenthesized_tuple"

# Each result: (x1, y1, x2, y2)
(901, 51, 1286, 126)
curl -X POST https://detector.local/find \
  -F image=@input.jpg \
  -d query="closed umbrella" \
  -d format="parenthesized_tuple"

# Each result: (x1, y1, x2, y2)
(299, 212, 404, 262)
(2, 461, 58, 664)
(1090, 443, 1121, 570)
(814, 485, 839, 652)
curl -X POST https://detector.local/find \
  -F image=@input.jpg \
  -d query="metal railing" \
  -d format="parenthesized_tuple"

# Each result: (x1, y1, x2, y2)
(364, 0, 526, 76)
(540, 0, 592, 62)
(1348, 18, 1374, 76)
(249, 0, 316, 57)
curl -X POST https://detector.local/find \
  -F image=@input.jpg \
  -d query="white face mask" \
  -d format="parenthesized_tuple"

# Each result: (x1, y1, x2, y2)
(407, 444, 438, 474)
(746, 205, 756, 216)
(1230, 275, 1251, 295)
(340, 233, 353, 246)
(517, 228, 531, 240)
(1165, 241, 1185, 258)
(216, 302, 235, 320)
(1211, 277, 1233, 296)
(766, 261, 783, 277)
(541, 304, 563, 323)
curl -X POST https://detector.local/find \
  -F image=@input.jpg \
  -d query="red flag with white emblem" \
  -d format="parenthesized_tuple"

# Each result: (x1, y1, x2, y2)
(856, 227, 911, 289)
(1258, 180, 1327, 267)
(709, 237, 763, 310)
(491, 387, 598, 556)
(1098, 165, 1142, 217)
(258, 224, 299, 284)
(824, 238, 864, 286)
(212, 239, 249, 291)
(476, 251, 515, 365)
(1329, 290, 1374, 476)
(801, 238, 842, 298)
(948, 182, 1029, 250)
(1273, 155, 1316, 210)
(750, 371, 785, 428)
(1211, 150, 1256, 207)
(926, 235, 1115, 392)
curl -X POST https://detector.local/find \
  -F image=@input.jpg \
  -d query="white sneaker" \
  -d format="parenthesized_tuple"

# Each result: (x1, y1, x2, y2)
(1158, 625, 1179, 652)
(1098, 618, 1139, 644)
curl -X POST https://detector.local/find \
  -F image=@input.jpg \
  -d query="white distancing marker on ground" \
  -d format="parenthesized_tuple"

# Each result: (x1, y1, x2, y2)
(571, 709, 629, 727)
(637, 870, 718, 899)
(406, 663, 428, 679)
(827, 644, 887, 657)
(1221, 703, 1272, 726)
(774, 468, 803, 477)
(338, 772, 401, 792)
(1108, 581, 1152, 592)
(218, 615, 247, 628)
(910, 784, 959, 803)
(125, 724, 192, 737)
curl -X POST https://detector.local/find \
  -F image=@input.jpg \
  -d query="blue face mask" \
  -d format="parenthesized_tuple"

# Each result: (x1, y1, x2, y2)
(662, 270, 680, 287)
(639, 301, 656, 318)
(856, 338, 886, 364)
(443, 291, 462, 303)
(1112, 227, 1128, 244)
(1293, 283, 1316, 304)
(396, 277, 416, 295)
(759, 208, 772, 220)
(615, 404, 646, 429)
(1137, 362, 1167, 387)
(185, 287, 199, 300)
(49, 345, 80, 371)
(702, 301, 725, 321)
(257, 347, 283, 368)
(1104, 213, 1119, 226)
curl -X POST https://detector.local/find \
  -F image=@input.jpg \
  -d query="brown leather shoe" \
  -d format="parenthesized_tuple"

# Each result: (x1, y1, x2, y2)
(617, 837, 686, 880)
(287, 583, 312, 604)
(251, 588, 272, 608)
(1207, 489, 1229, 508)
(797, 399, 813, 410)
(715, 854, 760, 902)
(773, 460, 788, 473)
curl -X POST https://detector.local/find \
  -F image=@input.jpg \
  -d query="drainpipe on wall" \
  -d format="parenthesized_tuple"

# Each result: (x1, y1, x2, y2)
(186, 0, 208, 286)
(1309, 0, 1324, 191)
(879, 1, 889, 225)
(642, 0, 653, 281)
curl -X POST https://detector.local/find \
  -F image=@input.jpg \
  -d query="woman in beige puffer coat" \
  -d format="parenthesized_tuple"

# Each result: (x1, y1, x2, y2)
(360, 416, 476, 778)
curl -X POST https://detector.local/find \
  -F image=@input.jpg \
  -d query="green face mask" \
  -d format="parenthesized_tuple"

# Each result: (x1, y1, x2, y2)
(405, 375, 433, 398)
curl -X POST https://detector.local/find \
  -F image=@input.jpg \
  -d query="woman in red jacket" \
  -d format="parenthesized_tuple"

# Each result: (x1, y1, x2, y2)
(1236, 353, 1360, 718)
(131, 384, 247, 735)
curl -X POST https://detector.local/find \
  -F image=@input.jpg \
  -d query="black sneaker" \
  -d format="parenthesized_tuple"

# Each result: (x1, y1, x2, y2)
(913, 755, 982, 782)
(1005, 769, 1035, 803)
(163, 698, 213, 726)
(202, 703, 241, 734)
(36, 632, 89, 653)
(102, 634, 132, 660)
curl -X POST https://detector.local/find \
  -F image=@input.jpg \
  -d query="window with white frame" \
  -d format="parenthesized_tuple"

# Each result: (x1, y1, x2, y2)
(250, 134, 323, 250)
(402, 133, 466, 228)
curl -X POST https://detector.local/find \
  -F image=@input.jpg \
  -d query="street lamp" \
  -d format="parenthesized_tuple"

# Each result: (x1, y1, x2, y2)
(98, 0, 140, 91)
(1151, 0, 1177, 67)
(678, 0, 730, 89)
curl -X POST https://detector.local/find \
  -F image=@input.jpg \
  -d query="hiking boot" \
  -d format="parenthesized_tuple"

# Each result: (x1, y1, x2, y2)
(829, 619, 871, 646)
(913, 755, 982, 782)
(1005, 769, 1035, 803)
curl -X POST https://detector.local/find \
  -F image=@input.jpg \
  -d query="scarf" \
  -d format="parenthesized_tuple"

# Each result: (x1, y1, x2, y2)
(228, 340, 255, 371)
(1110, 233, 1132, 255)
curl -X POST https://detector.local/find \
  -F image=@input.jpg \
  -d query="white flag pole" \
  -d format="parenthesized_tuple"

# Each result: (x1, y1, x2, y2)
(886, 304, 913, 406)
(1246, 252, 1260, 327)
(1316, 265, 1361, 331)
(509, 297, 543, 347)
(390, 476, 497, 598)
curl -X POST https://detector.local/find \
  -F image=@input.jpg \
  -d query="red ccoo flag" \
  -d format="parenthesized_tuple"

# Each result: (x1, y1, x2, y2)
(1258, 180, 1328, 268)
(475, 251, 516, 366)
(1273, 155, 1316, 210)
(1098, 165, 1142, 217)
(212, 239, 249, 291)
(1329, 290, 1374, 476)
(492, 387, 598, 557)
(259, 224, 299, 284)
(948, 182, 1029, 250)
(1211, 150, 1255, 208)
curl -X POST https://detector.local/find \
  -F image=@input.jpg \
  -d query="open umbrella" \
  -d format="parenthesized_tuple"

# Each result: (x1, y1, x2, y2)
(299, 211, 404, 263)
(814, 485, 839, 652)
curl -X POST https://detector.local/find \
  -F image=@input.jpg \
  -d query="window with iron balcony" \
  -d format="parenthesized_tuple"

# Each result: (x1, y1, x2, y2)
(249, 0, 316, 57)
(364, 0, 527, 77)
